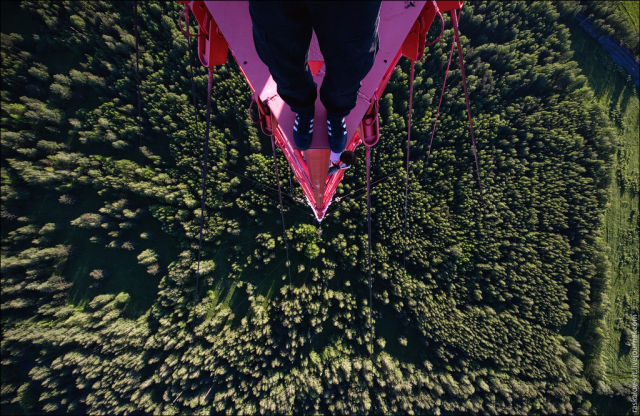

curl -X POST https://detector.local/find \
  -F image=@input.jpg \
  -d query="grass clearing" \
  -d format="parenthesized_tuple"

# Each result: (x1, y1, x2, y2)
(619, 1, 640, 33)
(568, 20, 639, 393)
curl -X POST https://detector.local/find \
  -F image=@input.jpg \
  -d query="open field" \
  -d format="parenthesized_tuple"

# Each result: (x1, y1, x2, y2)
(619, 1, 639, 33)
(569, 16, 639, 399)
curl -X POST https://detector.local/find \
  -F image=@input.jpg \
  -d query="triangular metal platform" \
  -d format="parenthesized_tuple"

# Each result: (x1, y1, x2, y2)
(183, 0, 463, 219)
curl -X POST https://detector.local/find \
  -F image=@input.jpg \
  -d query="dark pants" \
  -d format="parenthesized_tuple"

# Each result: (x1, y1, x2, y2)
(249, 1, 381, 119)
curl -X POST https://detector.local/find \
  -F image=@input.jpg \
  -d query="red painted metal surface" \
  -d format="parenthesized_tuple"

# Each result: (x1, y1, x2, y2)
(178, 1, 228, 67)
(308, 60, 324, 76)
(180, 0, 463, 220)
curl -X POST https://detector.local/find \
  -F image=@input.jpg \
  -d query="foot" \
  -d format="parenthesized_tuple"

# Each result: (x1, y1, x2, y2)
(293, 113, 313, 150)
(327, 116, 347, 154)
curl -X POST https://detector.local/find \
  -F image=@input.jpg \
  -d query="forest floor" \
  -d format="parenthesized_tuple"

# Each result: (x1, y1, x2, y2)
(568, 16, 639, 392)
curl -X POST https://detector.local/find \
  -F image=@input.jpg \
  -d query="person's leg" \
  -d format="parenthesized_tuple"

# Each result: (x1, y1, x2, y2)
(249, 1, 316, 118)
(310, 1, 381, 119)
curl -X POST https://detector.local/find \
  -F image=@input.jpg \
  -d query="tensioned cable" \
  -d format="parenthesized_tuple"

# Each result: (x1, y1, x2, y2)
(451, 8, 483, 190)
(182, 7, 213, 301)
(194, 67, 214, 301)
(365, 145, 373, 354)
(270, 136, 292, 287)
(400, 0, 444, 270)
(402, 59, 415, 270)
(217, 165, 301, 205)
(425, 33, 455, 170)
(133, 0, 142, 120)
(323, 167, 402, 220)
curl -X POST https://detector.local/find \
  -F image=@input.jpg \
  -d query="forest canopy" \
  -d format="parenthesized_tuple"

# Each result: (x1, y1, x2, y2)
(1, 1, 637, 415)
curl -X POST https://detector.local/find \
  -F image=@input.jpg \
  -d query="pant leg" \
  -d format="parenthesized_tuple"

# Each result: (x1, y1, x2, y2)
(249, 1, 316, 117)
(309, 1, 381, 118)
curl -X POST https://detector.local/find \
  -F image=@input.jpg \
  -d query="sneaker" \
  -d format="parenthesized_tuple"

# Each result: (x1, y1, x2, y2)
(328, 162, 341, 176)
(293, 113, 313, 150)
(327, 116, 347, 154)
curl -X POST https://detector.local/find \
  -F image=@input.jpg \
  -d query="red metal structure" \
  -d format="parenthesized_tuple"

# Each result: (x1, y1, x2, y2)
(179, 0, 463, 221)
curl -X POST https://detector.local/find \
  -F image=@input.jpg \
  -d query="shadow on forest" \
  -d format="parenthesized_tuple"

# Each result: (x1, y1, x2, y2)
(22, 186, 175, 318)
(568, 22, 638, 115)
(206, 218, 307, 322)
